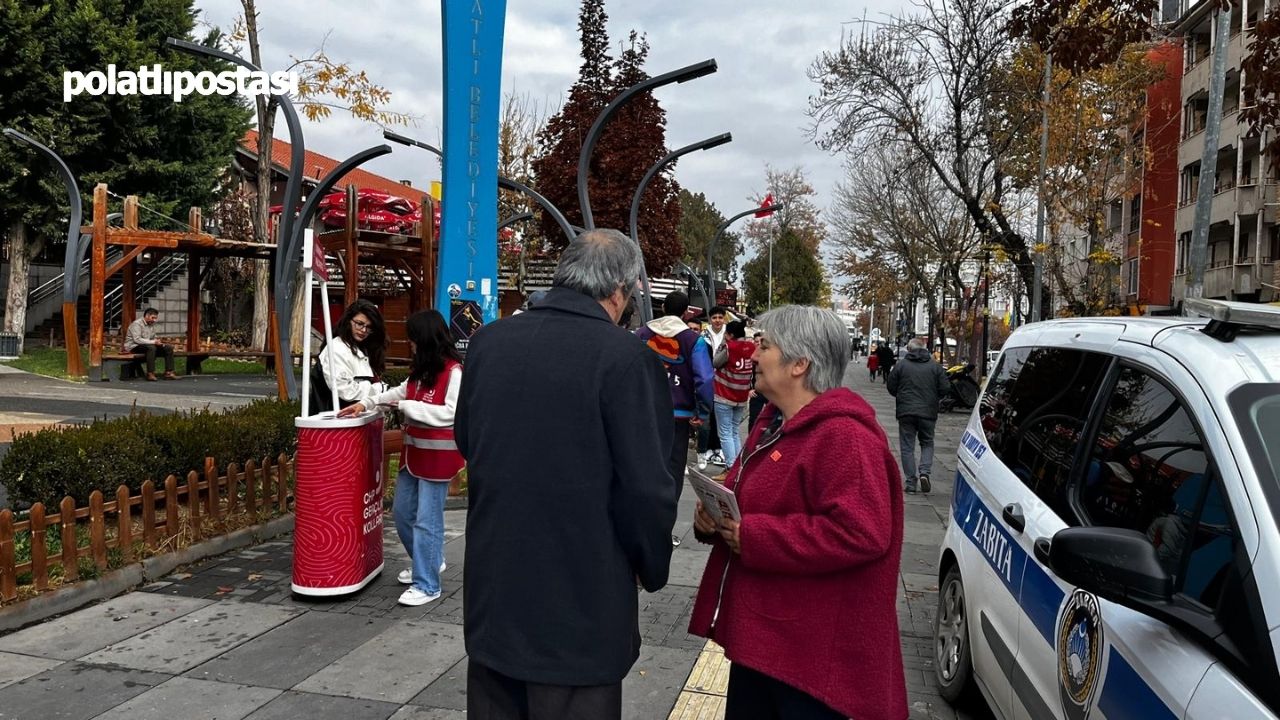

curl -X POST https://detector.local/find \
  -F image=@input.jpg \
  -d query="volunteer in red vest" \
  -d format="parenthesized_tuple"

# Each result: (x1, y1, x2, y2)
(339, 309, 462, 606)
(711, 320, 755, 470)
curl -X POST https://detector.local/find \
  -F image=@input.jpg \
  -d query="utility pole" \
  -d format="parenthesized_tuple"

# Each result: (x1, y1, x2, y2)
(1033, 52, 1052, 322)
(981, 250, 991, 378)
(1187, 5, 1232, 303)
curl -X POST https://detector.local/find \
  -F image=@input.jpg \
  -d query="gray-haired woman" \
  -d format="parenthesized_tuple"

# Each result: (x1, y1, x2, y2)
(687, 305, 908, 719)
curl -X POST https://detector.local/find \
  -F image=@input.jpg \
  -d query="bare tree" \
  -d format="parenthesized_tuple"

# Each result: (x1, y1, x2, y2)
(497, 92, 554, 295)
(830, 144, 982, 361)
(808, 0, 1046, 311)
(230, 2, 414, 351)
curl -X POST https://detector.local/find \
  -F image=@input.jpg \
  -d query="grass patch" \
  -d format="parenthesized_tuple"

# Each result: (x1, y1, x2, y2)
(2, 347, 271, 380)
(3, 346, 87, 381)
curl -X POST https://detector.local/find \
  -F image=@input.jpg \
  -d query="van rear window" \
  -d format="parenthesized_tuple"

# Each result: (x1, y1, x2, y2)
(1248, 395, 1280, 482)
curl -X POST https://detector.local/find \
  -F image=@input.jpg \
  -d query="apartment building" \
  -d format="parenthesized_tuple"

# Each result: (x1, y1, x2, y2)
(1171, 0, 1279, 304)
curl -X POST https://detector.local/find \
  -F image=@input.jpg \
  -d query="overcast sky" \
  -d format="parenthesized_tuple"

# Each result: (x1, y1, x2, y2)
(194, 0, 912, 275)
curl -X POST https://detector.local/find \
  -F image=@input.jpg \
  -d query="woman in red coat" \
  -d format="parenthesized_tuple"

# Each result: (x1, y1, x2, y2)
(688, 305, 907, 720)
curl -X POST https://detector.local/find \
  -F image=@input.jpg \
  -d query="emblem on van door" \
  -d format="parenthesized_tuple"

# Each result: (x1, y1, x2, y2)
(1057, 589, 1104, 720)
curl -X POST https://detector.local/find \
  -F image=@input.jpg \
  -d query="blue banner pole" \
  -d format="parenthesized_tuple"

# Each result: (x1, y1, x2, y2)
(439, 0, 507, 349)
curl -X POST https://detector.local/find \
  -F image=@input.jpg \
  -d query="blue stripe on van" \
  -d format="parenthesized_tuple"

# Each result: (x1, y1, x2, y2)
(952, 472, 1177, 718)
(1097, 647, 1179, 720)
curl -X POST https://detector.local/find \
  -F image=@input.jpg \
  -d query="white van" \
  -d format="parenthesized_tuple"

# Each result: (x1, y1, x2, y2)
(933, 299, 1280, 719)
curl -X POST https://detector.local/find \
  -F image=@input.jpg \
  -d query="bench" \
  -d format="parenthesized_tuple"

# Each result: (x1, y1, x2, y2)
(96, 350, 210, 381)
(95, 350, 305, 381)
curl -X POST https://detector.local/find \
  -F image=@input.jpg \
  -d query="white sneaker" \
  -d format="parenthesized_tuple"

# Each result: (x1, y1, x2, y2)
(710, 451, 726, 465)
(398, 587, 441, 606)
(398, 562, 447, 585)
(696, 453, 708, 471)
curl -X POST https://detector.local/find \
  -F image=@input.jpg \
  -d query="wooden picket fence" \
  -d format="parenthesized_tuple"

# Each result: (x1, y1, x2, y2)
(0, 453, 293, 603)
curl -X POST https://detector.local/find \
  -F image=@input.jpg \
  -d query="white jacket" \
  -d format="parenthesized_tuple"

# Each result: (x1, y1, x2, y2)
(317, 339, 384, 407)
(370, 365, 462, 428)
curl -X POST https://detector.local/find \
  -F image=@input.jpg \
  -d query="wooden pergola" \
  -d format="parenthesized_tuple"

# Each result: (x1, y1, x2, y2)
(80, 183, 287, 397)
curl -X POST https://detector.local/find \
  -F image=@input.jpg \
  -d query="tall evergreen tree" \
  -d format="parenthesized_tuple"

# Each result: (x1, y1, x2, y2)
(533, 2, 683, 276)
(0, 0, 252, 342)
(741, 226, 826, 313)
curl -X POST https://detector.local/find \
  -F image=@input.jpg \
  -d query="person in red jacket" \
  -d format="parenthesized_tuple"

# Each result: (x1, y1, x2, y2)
(688, 304, 907, 720)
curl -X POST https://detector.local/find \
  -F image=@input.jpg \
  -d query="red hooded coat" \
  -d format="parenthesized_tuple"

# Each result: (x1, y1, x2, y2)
(688, 387, 907, 719)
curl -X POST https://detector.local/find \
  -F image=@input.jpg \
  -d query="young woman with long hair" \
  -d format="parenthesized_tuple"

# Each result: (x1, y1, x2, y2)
(318, 298, 388, 408)
(339, 309, 463, 606)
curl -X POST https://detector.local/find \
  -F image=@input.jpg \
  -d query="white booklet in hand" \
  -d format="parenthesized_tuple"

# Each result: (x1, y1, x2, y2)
(687, 468, 741, 523)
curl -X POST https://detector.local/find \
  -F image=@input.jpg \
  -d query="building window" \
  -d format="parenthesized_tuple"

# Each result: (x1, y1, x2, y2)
(1238, 232, 1254, 263)
(1181, 163, 1201, 206)
(1129, 195, 1142, 233)
(1127, 257, 1139, 295)
(1109, 199, 1124, 233)
(1266, 227, 1279, 264)
(1177, 232, 1191, 274)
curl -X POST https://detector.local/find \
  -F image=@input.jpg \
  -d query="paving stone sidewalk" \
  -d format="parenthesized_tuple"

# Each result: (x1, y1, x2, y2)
(0, 364, 992, 719)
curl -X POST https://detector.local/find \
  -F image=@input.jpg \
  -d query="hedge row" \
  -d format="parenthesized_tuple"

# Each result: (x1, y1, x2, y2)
(1, 399, 299, 509)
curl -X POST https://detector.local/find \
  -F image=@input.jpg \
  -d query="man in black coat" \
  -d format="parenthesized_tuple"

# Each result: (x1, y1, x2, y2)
(887, 336, 950, 495)
(455, 228, 678, 719)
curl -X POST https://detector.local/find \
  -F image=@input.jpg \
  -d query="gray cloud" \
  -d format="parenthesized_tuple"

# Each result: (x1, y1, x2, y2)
(196, 0, 911, 274)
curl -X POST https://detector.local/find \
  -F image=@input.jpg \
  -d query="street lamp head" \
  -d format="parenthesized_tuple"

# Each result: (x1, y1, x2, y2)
(383, 130, 413, 147)
(674, 58, 718, 83)
(699, 132, 733, 151)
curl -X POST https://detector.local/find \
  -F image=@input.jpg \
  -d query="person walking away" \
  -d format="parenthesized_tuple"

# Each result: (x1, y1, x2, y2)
(317, 298, 387, 409)
(712, 320, 754, 471)
(636, 291, 714, 490)
(123, 307, 176, 380)
(455, 229, 678, 720)
(688, 305, 907, 720)
(339, 309, 460, 606)
(875, 342, 896, 383)
(886, 337, 950, 494)
(866, 350, 880, 381)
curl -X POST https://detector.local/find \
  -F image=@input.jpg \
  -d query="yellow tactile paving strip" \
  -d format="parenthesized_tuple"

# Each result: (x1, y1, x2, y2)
(668, 640, 730, 720)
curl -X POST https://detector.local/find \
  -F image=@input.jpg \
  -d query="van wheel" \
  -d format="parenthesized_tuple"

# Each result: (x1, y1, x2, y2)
(934, 565, 977, 704)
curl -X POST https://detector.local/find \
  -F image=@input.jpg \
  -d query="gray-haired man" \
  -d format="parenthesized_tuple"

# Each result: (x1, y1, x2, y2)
(455, 229, 677, 719)
(887, 337, 949, 493)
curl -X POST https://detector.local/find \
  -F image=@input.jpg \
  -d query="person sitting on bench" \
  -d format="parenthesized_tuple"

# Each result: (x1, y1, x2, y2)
(124, 307, 176, 381)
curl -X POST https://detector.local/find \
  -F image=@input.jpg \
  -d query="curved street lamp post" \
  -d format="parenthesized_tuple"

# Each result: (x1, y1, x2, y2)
(627, 133, 732, 323)
(705, 202, 783, 315)
(383, 130, 577, 245)
(577, 59, 717, 230)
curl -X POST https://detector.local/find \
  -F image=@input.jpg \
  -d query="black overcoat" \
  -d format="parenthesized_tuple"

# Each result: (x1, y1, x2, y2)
(455, 286, 677, 686)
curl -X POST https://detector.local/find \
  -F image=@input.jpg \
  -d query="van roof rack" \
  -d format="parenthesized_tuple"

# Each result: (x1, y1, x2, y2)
(1185, 298, 1280, 342)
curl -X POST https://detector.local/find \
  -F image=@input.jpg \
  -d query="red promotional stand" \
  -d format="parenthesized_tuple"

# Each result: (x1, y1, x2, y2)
(291, 228, 385, 596)
(292, 411, 385, 595)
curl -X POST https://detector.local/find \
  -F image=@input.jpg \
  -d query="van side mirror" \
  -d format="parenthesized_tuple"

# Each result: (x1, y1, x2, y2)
(1046, 527, 1173, 605)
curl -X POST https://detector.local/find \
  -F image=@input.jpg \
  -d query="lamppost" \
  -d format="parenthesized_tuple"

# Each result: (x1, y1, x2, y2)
(3, 129, 87, 366)
(167, 37, 308, 400)
(980, 248, 991, 378)
(577, 59, 717, 230)
(384, 130, 577, 243)
(706, 201, 782, 314)
(628, 133, 732, 322)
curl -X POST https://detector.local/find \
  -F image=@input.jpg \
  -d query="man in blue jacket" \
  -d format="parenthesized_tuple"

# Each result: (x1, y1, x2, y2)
(455, 229, 677, 719)
(634, 291, 715, 494)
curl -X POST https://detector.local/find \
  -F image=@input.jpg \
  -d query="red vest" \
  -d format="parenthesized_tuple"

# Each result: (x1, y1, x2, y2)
(401, 362, 464, 482)
(714, 339, 755, 404)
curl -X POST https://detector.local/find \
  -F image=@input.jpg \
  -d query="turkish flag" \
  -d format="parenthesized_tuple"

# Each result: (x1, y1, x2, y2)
(755, 193, 776, 218)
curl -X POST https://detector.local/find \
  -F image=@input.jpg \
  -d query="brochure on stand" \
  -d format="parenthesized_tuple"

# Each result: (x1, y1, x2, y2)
(687, 468, 741, 523)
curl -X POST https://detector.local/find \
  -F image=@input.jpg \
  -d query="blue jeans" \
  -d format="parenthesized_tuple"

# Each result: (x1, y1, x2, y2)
(393, 467, 448, 594)
(714, 401, 748, 467)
